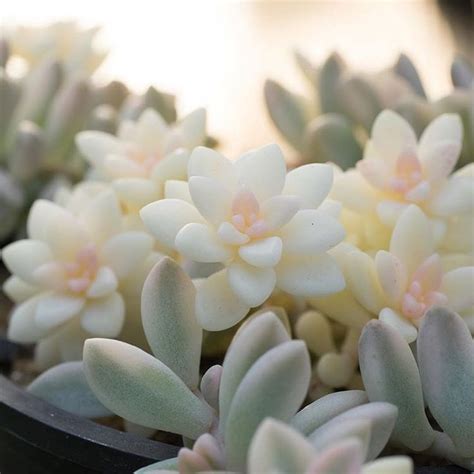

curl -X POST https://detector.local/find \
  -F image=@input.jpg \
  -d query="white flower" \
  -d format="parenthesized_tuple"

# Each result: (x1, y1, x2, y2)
(2, 186, 154, 365)
(141, 144, 346, 331)
(76, 108, 206, 212)
(344, 205, 474, 342)
(333, 110, 473, 252)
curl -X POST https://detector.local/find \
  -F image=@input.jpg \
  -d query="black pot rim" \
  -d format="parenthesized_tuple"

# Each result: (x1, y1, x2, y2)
(0, 374, 178, 473)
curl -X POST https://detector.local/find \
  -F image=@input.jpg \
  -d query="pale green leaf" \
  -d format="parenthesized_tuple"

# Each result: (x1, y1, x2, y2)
(224, 340, 311, 470)
(141, 257, 202, 390)
(28, 361, 112, 418)
(359, 320, 435, 451)
(83, 338, 213, 439)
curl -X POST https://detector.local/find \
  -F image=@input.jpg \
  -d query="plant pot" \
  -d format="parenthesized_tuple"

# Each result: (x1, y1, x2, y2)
(0, 375, 179, 474)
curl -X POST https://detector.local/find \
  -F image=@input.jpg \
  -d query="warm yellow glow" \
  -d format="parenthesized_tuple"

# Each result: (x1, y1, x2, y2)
(1, 0, 457, 156)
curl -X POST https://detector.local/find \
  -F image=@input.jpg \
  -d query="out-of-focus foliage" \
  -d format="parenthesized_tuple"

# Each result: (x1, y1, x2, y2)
(0, 24, 176, 243)
(265, 52, 473, 169)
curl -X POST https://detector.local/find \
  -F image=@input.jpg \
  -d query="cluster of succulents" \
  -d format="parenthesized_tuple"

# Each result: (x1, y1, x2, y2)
(359, 307, 474, 470)
(265, 51, 473, 169)
(29, 258, 413, 473)
(0, 22, 177, 243)
(1, 22, 473, 473)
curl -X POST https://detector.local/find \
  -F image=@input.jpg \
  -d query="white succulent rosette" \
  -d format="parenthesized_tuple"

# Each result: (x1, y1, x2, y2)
(141, 143, 346, 331)
(8, 21, 106, 75)
(344, 205, 474, 342)
(76, 107, 207, 215)
(332, 110, 473, 253)
(2, 185, 155, 367)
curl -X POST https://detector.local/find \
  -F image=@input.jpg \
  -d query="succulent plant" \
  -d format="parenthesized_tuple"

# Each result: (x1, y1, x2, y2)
(296, 309, 363, 399)
(75, 106, 207, 217)
(2, 182, 159, 369)
(331, 110, 473, 253)
(27, 257, 404, 472)
(140, 409, 412, 474)
(0, 24, 177, 243)
(342, 204, 474, 342)
(140, 143, 346, 331)
(265, 51, 473, 169)
(359, 306, 474, 470)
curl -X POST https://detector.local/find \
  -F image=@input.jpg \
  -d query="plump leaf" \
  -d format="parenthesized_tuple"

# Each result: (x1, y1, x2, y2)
(309, 417, 371, 459)
(264, 79, 309, 151)
(219, 312, 290, 430)
(83, 339, 214, 439)
(451, 55, 474, 89)
(318, 52, 346, 114)
(303, 114, 362, 168)
(28, 361, 112, 418)
(241, 306, 291, 336)
(141, 257, 202, 390)
(318, 402, 398, 460)
(134, 457, 178, 473)
(200, 365, 222, 410)
(362, 455, 413, 474)
(359, 320, 435, 451)
(424, 432, 474, 471)
(417, 307, 474, 457)
(247, 418, 314, 473)
(336, 75, 382, 131)
(294, 50, 317, 85)
(309, 438, 364, 474)
(291, 390, 368, 435)
(224, 340, 311, 470)
(394, 53, 426, 98)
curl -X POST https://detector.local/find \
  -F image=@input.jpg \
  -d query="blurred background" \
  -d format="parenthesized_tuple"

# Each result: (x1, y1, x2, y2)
(1, 0, 472, 155)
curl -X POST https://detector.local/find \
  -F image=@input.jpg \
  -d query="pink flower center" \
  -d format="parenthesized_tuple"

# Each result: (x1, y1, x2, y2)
(401, 254, 448, 320)
(231, 188, 269, 238)
(64, 244, 99, 294)
(388, 151, 423, 194)
(130, 150, 162, 174)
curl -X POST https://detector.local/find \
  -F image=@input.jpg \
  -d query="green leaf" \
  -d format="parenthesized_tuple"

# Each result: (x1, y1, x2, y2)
(264, 79, 309, 151)
(417, 307, 474, 457)
(237, 306, 291, 336)
(291, 390, 368, 435)
(303, 114, 362, 168)
(451, 55, 474, 89)
(359, 320, 435, 451)
(394, 53, 426, 98)
(336, 75, 382, 131)
(309, 417, 371, 459)
(28, 361, 112, 418)
(294, 50, 317, 85)
(200, 365, 222, 410)
(317, 402, 398, 460)
(224, 340, 311, 470)
(141, 257, 202, 390)
(218, 312, 290, 430)
(248, 419, 314, 473)
(318, 52, 346, 114)
(83, 338, 213, 439)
